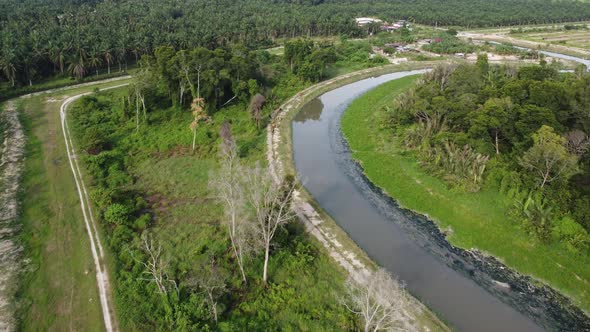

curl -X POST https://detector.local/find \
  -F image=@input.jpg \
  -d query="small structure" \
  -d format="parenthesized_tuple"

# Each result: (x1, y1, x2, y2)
(355, 17, 383, 27)
(380, 20, 410, 32)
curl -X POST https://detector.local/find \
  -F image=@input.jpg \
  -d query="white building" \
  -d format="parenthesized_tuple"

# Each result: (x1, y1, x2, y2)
(355, 17, 383, 27)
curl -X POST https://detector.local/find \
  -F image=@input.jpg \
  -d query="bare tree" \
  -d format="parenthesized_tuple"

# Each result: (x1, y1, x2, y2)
(136, 233, 178, 295)
(190, 257, 227, 324)
(209, 127, 251, 283)
(249, 93, 266, 128)
(565, 129, 590, 157)
(219, 121, 234, 153)
(343, 268, 417, 332)
(426, 64, 457, 92)
(243, 164, 295, 283)
(131, 68, 150, 130)
(177, 50, 192, 105)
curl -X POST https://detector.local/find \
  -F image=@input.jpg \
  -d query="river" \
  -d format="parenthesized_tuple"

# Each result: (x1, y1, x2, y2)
(291, 70, 590, 331)
(487, 40, 590, 71)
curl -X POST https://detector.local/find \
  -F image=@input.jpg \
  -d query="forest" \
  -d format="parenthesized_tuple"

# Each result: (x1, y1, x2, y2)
(388, 59, 590, 250)
(3, 0, 590, 90)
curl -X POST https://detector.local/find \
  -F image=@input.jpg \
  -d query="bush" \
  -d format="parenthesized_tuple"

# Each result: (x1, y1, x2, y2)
(134, 213, 152, 231)
(104, 203, 131, 225)
(553, 217, 590, 253)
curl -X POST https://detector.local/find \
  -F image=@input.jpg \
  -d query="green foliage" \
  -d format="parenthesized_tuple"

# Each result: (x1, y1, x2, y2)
(422, 34, 477, 54)
(104, 203, 131, 225)
(284, 39, 338, 82)
(143, 46, 260, 109)
(520, 125, 579, 188)
(423, 141, 490, 191)
(512, 192, 554, 242)
(69, 78, 353, 329)
(383, 62, 590, 265)
(3, 0, 590, 89)
(553, 217, 590, 254)
(341, 72, 590, 313)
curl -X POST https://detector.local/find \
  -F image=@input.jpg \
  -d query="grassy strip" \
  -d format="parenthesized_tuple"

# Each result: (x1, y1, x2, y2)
(341, 77, 590, 313)
(0, 68, 135, 103)
(15, 79, 131, 331)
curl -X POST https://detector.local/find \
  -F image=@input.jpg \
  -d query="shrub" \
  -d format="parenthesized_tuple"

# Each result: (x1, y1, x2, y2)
(104, 203, 131, 225)
(134, 213, 152, 231)
(553, 217, 590, 253)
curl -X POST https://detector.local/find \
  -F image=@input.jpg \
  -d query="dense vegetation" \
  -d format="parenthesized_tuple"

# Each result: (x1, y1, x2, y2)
(422, 33, 478, 55)
(3, 0, 590, 88)
(342, 62, 590, 310)
(69, 81, 357, 330)
(61, 39, 417, 330)
(389, 61, 590, 242)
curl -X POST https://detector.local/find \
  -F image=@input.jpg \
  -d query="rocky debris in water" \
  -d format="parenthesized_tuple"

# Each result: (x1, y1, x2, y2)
(0, 101, 25, 332)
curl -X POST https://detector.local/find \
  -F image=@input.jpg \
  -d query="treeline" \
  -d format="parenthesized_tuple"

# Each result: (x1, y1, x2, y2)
(125, 40, 383, 118)
(4, 0, 590, 86)
(389, 59, 590, 252)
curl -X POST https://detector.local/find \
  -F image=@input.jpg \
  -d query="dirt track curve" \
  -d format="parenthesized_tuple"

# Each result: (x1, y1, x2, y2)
(59, 82, 129, 332)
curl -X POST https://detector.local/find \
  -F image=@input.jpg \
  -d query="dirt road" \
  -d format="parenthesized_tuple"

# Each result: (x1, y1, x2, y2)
(1, 76, 129, 331)
(59, 82, 129, 332)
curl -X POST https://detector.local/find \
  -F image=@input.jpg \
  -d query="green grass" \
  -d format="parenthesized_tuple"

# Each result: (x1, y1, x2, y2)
(132, 153, 354, 331)
(17, 97, 104, 331)
(341, 76, 590, 313)
(15, 79, 132, 331)
(63, 86, 362, 330)
(0, 66, 136, 102)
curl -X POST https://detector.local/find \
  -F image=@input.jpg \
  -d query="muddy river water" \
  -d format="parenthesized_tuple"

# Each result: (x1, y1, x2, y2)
(292, 70, 590, 331)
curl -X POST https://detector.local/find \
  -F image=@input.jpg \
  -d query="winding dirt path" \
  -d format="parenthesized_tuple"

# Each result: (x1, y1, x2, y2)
(59, 83, 129, 332)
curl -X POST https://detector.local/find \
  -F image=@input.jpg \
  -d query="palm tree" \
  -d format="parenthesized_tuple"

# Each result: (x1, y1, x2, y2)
(104, 48, 113, 74)
(0, 50, 18, 87)
(68, 48, 87, 80)
(88, 50, 102, 78)
(50, 46, 66, 74)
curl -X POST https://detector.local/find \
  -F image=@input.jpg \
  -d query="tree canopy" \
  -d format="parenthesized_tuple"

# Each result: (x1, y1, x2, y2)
(3, 0, 590, 86)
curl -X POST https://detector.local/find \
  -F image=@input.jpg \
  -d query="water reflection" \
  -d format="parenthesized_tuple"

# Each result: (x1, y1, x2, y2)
(293, 97, 324, 122)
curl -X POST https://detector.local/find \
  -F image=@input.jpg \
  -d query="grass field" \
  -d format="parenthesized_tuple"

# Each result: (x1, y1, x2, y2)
(16, 79, 131, 331)
(512, 27, 590, 51)
(62, 85, 369, 330)
(341, 77, 590, 313)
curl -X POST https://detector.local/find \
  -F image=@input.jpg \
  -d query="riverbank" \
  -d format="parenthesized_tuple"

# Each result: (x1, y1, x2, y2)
(340, 78, 590, 326)
(268, 62, 450, 331)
